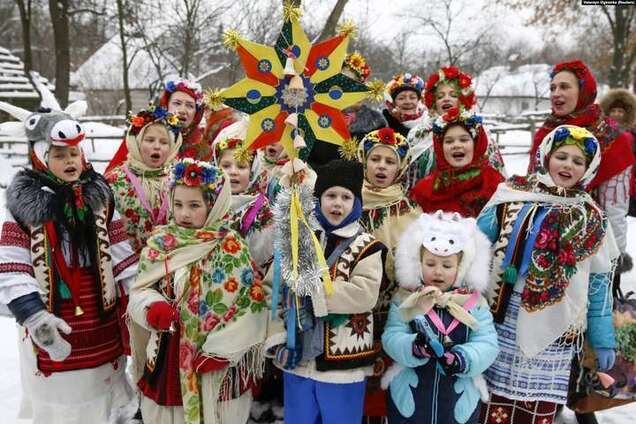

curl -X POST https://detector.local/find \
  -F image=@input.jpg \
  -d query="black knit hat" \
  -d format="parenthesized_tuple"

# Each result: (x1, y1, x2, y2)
(314, 159, 364, 200)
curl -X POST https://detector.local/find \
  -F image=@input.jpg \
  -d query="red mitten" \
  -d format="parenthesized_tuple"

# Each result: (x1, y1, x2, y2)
(193, 354, 229, 373)
(146, 302, 178, 330)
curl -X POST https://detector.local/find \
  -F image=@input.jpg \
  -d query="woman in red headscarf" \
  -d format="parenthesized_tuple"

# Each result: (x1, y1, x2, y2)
(528, 60, 634, 276)
(105, 79, 208, 174)
(410, 107, 505, 217)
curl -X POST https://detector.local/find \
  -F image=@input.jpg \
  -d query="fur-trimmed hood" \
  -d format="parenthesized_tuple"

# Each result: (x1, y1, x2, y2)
(600, 88, 636, 127)
(6, 169, 112, 227)
(395, 211, 492, 294)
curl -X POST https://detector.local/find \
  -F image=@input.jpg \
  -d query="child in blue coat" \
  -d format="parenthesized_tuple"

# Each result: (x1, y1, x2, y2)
(382, 211, 499, 423)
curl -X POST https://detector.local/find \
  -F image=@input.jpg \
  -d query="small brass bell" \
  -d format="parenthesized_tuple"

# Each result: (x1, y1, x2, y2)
(74, 305, 84, 316)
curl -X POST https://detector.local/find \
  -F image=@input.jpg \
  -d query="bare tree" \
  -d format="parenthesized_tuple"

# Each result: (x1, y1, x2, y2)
(115, 0, 131, 112)
(410, 0, 492, 66)
(316, 0, 349, 42)
(499, 0, 636, 88)
(48, 0, 70, 107)
(15, 0, 33, 73)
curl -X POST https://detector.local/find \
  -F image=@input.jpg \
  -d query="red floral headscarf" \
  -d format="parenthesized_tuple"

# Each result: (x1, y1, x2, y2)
(411, 107, 504, 217)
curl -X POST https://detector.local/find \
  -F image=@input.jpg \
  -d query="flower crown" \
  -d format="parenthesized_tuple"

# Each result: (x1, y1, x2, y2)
(432, 107, 483, 139)
(214, 137, 254, 164)
(358, 127, 409, 160)
(343, 52, 371, 82)
(170, 158, 222, 192)
(386, 73, 424, 97)
(550, 60, 587, 87)
(127, 104, 181, 136)
(424, 66, 475, 111)
(165, 78, 204, 106)
(551, 126, 597, 161)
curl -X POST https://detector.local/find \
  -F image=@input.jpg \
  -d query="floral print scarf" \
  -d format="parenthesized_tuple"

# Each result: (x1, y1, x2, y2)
(137, 222, 266, 423)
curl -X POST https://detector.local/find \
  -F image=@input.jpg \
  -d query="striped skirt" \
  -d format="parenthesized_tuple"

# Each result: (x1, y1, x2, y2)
(484, 292, 577, 404)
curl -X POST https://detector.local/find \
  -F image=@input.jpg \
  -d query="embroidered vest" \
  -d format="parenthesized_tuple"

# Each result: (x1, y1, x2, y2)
(29, 205, 122, 372)
(315, 233, 385, 371)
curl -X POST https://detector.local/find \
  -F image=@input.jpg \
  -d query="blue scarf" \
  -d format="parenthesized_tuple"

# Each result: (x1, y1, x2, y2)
(314, 197, 362, 234)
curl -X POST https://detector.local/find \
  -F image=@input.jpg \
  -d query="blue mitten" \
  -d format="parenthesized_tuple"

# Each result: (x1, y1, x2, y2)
(595, 348, 616, 371)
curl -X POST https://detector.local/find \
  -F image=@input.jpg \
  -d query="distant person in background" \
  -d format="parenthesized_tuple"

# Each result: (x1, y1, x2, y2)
(383, 73, 426, 138)
(599, 88, 636, 219)
(406, 66, 506, 190)
(159, 78, 208, 160)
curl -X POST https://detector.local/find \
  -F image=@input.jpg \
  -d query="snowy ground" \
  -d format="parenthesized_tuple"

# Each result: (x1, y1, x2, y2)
(0, 132, 635, 423)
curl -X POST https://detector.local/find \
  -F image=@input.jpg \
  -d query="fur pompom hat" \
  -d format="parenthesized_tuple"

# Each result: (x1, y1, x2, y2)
(395, 210, 492, 293)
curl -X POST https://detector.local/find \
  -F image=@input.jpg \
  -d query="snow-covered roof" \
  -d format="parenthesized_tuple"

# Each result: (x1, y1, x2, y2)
(71, 36, 179, 91)
(0, 47, 54, 99)
(474, 64, 552, 99)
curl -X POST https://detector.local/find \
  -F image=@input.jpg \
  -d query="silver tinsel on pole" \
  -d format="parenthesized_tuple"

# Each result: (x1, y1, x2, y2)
(272, 184, 326, 297)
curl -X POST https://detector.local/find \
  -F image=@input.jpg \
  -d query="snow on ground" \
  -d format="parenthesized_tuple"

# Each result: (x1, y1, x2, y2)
(0, 139, 635, 423)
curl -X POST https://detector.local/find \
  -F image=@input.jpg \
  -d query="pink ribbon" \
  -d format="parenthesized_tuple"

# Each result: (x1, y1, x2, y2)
(122, 165, 169, 225)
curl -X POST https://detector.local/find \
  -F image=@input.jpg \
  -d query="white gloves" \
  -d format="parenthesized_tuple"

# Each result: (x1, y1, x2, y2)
(23, 310, 72, 361)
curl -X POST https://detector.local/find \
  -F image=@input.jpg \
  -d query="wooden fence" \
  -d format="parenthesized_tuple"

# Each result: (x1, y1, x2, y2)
(0, 112, 551, 167)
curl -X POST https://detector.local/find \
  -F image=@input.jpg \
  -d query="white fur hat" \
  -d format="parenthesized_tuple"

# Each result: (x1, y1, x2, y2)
(395, 210, 492, 293)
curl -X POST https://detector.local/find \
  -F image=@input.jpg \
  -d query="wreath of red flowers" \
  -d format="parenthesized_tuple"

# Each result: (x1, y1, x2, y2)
(424, 66, 475, 111)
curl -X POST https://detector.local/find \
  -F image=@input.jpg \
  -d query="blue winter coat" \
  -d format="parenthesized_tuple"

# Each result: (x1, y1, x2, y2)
(381, 297, 499, 423)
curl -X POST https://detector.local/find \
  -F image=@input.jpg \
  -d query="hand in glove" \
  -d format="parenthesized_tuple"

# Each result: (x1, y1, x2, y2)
(23, 310, 72, 362)
(146, 302, 178, 331)
(439, 351, 466, 376)
(595, 348, 616, 371)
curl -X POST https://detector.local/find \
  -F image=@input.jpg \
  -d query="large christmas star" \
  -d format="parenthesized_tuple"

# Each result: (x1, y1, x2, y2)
(217, 5, 371, 160)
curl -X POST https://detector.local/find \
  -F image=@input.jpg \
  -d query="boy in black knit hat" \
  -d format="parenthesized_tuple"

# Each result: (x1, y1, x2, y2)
(273, 159, 387, 423)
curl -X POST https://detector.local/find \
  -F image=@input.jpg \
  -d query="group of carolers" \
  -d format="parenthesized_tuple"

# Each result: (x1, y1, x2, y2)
(1, 53, 635, 424)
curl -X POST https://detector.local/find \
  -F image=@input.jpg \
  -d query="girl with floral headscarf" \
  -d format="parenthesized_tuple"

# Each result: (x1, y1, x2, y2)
(128, 159, 267, 424)
(405, 66, 506, 190)
(105, 105, 183, 253)
(356, 127, 422, 420)
(410, 107, 505, 218)
(477, 125, 618, 424)
(211, 118, 274, 273)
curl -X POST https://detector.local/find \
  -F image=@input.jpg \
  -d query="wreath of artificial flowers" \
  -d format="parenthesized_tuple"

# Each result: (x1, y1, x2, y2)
(127, 104, 182, 136)
(431, 106, 483, 139)
(550, 60, 587, 87)
(214, 137, 254, 164)
(164, 78, 204, 107)
(343, 52, 371, 83)
(424, 66, 476, 111)
(170, 157, 221, 192)
(551, 125, 597, 162)
(386, 72, 425, 98)
(357, 127, 410, 162)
